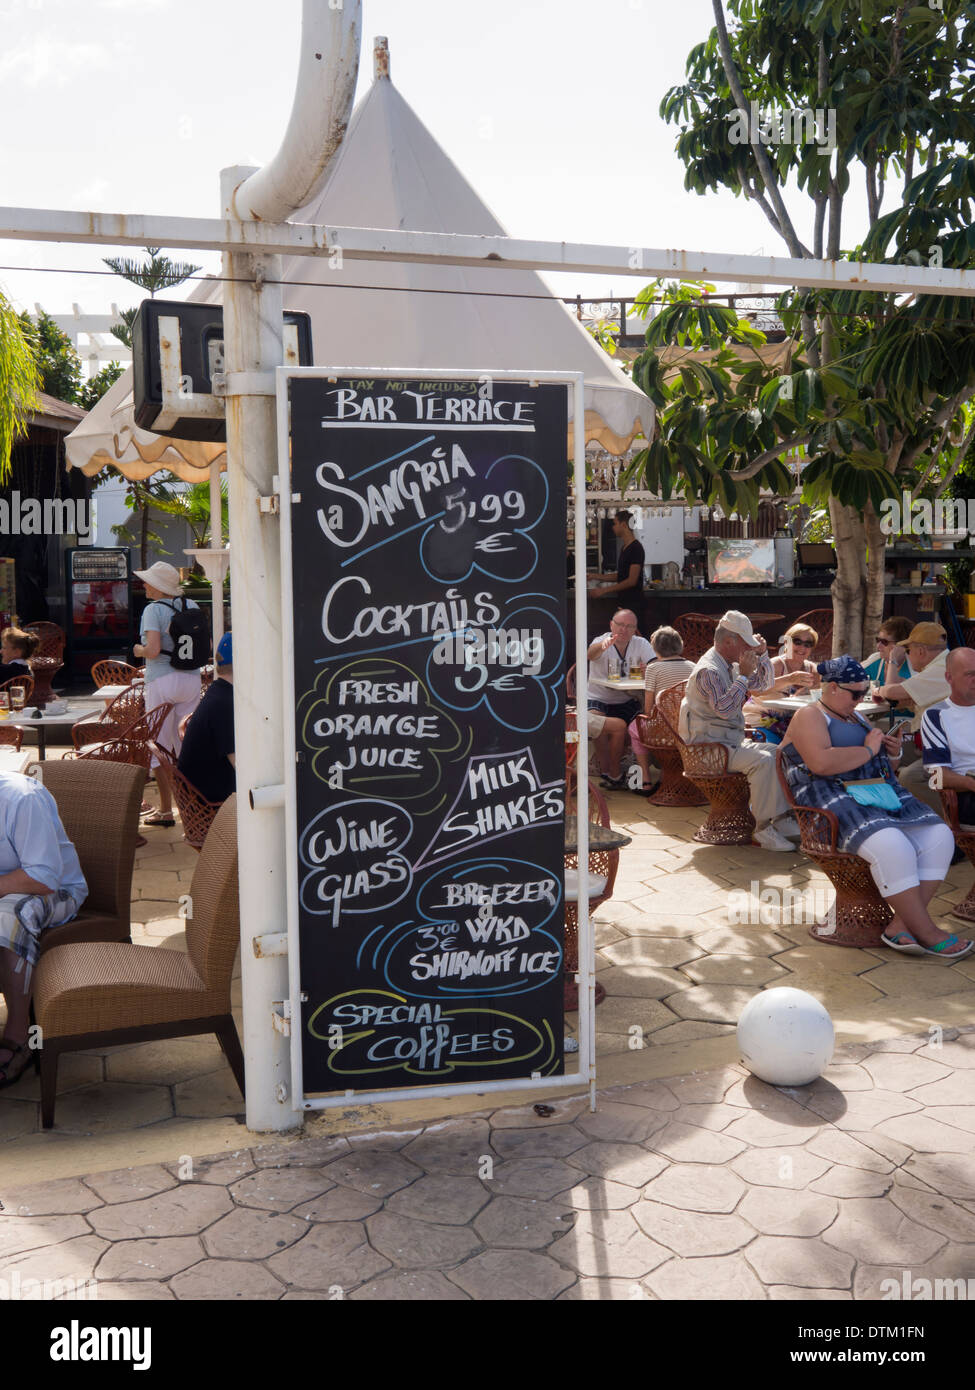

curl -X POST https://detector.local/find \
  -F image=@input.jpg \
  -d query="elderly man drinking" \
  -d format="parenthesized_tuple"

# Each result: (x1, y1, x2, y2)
(679, 610, 801, 851)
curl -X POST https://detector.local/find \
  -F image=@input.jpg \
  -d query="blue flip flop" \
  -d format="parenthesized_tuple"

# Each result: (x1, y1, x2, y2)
(920, 934, 974, 960)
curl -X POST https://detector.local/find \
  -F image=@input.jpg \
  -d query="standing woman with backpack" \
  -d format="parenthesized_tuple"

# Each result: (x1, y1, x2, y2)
(133, 561, 206, 827)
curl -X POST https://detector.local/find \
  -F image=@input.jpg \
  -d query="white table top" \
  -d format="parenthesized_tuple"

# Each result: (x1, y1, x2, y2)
(4, 706, 100, 728)
(754, 695, 886, 717)
(97, 683, 142, 702)
(588, 676, 647, 693)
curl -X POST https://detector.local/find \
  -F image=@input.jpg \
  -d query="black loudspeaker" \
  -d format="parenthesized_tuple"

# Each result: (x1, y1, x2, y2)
(132, 299, 313, 441)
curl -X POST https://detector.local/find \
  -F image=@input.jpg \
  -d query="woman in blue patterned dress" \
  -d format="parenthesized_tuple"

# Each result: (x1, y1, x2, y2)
(780, 656, 973, 959)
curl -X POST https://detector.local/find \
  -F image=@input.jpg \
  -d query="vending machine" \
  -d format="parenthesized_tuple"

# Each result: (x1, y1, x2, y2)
(64, 547, 134, 680)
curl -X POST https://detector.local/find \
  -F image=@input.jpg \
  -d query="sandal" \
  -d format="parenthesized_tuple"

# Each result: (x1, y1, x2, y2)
(919, 934, 974, 960)
(881, 930, 926, 956)
(0, 1041, 35, 1090)
(142, 812, 175, 827)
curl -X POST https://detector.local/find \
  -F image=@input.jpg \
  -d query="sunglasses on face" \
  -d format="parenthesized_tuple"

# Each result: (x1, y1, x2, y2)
(838, 684, 869, 696)
(791, 637, 815, 647)
(876, 637, 892, 646)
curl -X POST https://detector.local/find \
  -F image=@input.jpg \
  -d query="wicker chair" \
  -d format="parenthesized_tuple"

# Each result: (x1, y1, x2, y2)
(153, 742, 224, 851)
(32, 795, 242, 1128)
(0, 724, 23, 750)
(563, 773, 617, 1009)
(32, 760, 147, 956)
(24, 621, 65, 661)
(0, 674, 34, 705)
(72, 685, 145, 749)
(774, 748, 891, 947)
(938, 789, 975, 923)
(794, 608, 834, 663)
(91, 659, 141, 688)
(656, 695, 756, 844)
(72, 702, 173, 770)
(634, 683, 707, 808)
(673, 613, 718, 662)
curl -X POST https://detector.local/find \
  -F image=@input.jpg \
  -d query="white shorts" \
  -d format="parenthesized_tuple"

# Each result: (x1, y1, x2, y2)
(145, 669, 202, 762)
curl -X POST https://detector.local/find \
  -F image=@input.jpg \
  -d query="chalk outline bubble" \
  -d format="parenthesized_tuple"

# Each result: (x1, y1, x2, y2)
(306, 988, 559, 1078)
(419, 453, 549, 585)
(298, 797, 414, 917)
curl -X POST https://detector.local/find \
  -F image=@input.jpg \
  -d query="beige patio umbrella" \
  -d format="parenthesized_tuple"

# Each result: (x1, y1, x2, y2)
(66, 40, 651, 481)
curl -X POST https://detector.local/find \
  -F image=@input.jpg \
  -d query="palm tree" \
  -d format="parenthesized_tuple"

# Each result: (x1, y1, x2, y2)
(0, 291, 40, 483)
(104, 247, 202, 348)
(149, 479, 229, 576)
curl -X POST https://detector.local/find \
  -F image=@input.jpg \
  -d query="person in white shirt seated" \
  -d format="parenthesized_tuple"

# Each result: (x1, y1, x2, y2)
(920, 647, 975, 830)
(586, 609, 653, 789)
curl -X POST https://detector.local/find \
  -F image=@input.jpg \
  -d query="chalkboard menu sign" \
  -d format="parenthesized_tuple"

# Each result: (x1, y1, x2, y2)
(287, 375, 569, 1096)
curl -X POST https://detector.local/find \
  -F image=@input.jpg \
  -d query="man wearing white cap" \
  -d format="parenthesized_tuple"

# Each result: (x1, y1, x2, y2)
(679, 611, 799, 851)
(132, 561, 204, 826)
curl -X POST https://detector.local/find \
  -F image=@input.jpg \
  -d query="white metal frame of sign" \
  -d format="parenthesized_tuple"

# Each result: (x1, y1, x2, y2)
(277, 366, 593, 1112)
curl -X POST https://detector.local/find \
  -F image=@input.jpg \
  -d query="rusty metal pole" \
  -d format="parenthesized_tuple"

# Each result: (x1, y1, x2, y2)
(220, 164, 291, 1132)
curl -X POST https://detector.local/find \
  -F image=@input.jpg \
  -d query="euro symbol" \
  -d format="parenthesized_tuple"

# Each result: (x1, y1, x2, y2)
(474, 532, 516, 553)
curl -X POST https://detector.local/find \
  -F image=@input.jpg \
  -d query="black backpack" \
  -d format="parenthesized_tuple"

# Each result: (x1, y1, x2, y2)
(162, 598, 211, 671)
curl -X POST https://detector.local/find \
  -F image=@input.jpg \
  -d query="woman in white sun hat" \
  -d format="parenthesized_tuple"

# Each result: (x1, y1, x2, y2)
(133, 561, 203, 826)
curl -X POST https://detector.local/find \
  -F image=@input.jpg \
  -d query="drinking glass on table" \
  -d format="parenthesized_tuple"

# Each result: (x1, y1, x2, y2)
(10, 686, 25, 711)
(0, 692, 9, 716)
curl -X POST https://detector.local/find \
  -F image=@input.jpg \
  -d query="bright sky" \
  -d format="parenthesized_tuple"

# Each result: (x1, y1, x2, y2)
(0, 0, 871, 333)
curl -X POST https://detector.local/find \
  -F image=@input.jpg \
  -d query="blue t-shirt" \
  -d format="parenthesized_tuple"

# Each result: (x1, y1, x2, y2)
(0, 773, 87, 902)
(141, 597, 200, 682)
(863, 652, 911, 718)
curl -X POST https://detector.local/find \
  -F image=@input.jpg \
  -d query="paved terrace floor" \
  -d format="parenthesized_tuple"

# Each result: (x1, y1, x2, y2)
(0, 773, 973, 1193)
(2, 764, 975, 1300)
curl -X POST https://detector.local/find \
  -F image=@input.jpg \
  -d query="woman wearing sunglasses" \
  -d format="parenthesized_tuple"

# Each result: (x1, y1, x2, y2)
(770, 623, 822, 695)
(862, 616, 912, 718)
(780, 656, 972, 959)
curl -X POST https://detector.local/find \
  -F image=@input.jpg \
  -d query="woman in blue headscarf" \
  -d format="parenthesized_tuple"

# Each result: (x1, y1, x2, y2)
(780, 656, 972, 959)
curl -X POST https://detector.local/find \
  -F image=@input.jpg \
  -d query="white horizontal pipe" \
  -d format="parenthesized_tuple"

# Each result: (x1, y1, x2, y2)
(3, 206, 975, 296)
(249, 783, 286, 810)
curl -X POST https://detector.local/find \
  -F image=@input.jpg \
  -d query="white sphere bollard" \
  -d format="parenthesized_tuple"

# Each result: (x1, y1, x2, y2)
(737, 987, 834, 1086)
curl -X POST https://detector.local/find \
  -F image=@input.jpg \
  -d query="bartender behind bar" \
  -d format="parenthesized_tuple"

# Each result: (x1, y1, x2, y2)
(588, 510, 647, 634)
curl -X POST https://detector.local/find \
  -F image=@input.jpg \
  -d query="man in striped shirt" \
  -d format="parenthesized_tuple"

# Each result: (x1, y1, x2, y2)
(680, 611, 799, 851)
(920, 647, 975, 830)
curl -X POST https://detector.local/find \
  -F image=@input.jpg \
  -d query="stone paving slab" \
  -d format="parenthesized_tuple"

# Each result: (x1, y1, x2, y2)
(2, 1027, 973, 1301)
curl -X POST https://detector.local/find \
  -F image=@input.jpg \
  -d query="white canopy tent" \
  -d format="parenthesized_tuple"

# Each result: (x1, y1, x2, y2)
(65, 40, 652, 482)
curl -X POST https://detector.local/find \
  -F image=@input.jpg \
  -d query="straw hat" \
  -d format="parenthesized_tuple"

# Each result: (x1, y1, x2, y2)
(134, 561, 183, 597)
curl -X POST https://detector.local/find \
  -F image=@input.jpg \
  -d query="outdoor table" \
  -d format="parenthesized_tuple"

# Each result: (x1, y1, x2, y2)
(744, 612, 785, 630)
(563, 815, 632, 855)
(755, 695, 886, 717)
(4, 707, 100, 760)
(587, 676, 646, 693)
(96, 683, 139, 703)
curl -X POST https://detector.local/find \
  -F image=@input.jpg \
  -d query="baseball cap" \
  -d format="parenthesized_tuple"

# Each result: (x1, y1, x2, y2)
(216, 632, 232, 665)
(906, 622, 946, 647)
(718, 610, 761, 647)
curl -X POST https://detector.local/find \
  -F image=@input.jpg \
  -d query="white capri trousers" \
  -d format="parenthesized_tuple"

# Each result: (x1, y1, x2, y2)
(145, 669, 202, 763)
(857, 821, 954, 898)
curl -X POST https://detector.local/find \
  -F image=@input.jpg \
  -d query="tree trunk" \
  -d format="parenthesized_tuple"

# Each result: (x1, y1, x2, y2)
(862, 502, 886, 656)
(829, 497, 867, 656)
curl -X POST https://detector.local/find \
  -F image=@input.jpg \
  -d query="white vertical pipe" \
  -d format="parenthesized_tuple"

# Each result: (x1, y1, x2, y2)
(221, 164, 292, 1131)
(209, 463, 225, 653)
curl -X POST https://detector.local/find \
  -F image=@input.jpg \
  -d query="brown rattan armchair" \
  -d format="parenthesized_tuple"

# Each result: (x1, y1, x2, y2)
(634, 683, 708, 808)
(656, 694, 756, 844)
(774, 747, 891, 947)
(564, 773, 617, 1008)
(0, 724, 23, 751)
(71, 685, 145, 749)
(794, 608, 834, 663)
(33, 759, 147, 956)
(91, 659, 141, 688)
(0, 674, 34, 705)
(153, 742, 225, 850)
(24, 621, 65, 661)
(673, 613, 718, 662)
(938, 789, 975, 923)
(32, 795, 242, 1128)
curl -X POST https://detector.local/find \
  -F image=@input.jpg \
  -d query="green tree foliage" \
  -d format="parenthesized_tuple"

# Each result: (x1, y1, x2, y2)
(19, 309, 82, 403)
(633, 0, 975, 654)
(0, 292, 40, 483)
(105, 247, 202, 347)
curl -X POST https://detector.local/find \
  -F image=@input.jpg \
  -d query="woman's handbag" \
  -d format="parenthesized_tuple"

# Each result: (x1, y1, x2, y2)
(842, 777, 902, 813)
